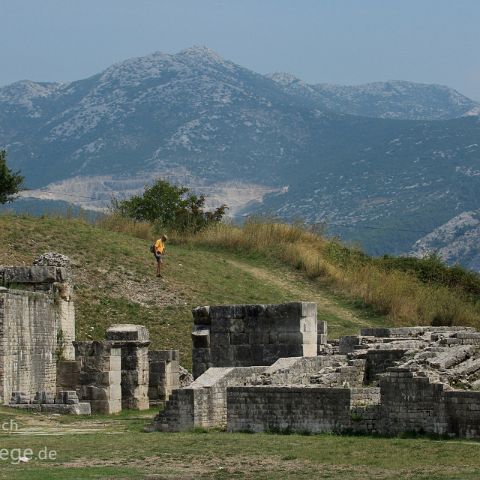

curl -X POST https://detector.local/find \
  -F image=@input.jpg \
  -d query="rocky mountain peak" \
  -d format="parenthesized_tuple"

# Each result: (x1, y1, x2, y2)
(267, 72, 303, 86)
(0, 79, 63, 104)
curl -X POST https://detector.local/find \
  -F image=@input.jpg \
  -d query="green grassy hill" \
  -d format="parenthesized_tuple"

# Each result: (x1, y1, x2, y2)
(0, 214, 386, 369)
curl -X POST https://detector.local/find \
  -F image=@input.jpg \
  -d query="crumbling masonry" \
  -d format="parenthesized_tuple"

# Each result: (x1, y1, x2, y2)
(4, 255, 480, 438)
(1, 255, 185, 414)
(151, 302, 480, 439)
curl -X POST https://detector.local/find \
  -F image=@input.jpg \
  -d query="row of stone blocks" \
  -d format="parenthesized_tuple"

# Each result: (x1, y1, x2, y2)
(9, 390, 91, 415)
(225, 368, 480, 438)
(11, 390, 79, 405)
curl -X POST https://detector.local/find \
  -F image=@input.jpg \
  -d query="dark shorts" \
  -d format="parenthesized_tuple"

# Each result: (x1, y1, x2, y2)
(154, 252, 164, 263)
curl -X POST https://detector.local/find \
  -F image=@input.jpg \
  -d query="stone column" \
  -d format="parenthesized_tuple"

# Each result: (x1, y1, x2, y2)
(148, 350, 180, 404)
(106, 325, 150, 410)
(74, 341, 122, 414)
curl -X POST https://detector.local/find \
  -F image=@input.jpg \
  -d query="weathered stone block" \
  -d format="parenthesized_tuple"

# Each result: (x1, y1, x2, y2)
(106, 324, 150, 343)
(10, 392, 30, 404)
(192, 302, 318, 378)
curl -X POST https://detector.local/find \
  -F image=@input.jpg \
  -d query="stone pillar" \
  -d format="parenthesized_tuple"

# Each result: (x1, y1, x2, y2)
(32, 253, 76, 361)
(74, 341, 122, 414)
(318, 320, 328, 350)
(54, 282, 75, 361)
(148, 350, 180, 404)
(106, 325, 150, 411)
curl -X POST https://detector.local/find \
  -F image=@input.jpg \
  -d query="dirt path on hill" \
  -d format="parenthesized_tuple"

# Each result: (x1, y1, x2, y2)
(226, 259, 371, 328)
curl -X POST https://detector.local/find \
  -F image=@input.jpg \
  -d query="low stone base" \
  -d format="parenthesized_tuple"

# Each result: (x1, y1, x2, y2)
(8, 403, 91, 415)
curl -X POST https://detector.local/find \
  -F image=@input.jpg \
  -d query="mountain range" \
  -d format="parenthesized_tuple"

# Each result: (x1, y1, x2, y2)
(1, 46, 480, 269)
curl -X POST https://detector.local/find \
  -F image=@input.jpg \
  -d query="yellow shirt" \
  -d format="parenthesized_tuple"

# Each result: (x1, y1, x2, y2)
(154, 239, 165, 255)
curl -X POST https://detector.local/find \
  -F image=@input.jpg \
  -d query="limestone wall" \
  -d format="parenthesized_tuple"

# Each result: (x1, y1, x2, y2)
(0, 259, 76, 405)
(227, 386, 352, 433)
(226, 369, 480, 438)
(192, 302, 317, 378)
(0, 289, 57, 404)
(378, 368, 480, 438)
(152, 365, 267, 431)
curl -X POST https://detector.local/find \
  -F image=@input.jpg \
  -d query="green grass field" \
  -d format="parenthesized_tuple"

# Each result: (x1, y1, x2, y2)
(1, 407, 480, 479)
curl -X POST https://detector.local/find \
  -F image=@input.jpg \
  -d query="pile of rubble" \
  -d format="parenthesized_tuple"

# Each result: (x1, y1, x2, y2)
(340, 326, 480, 390)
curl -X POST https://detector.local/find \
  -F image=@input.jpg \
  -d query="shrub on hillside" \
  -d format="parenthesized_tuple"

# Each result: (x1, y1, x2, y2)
(112, 179, 227, 234)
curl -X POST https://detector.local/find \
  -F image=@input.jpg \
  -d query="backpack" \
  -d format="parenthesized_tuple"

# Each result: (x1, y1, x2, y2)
(149, 244, 155, 253)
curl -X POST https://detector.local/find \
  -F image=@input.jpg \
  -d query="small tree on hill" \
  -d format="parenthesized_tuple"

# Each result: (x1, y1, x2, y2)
(0, 150, 23, 204)
(114, 178, 227, 233)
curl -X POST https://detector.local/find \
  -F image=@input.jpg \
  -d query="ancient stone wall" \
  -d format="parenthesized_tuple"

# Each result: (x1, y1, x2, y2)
(0, 289, 57, 404)
(0, 258, 76, 405)
(227, 386, 352, 433)
(1, 264, 74, 342)
(152, 366, 266, 431)
(155, 305, 480, 438)
(226, 369, 480, 438)
(192, 302, 317, 378)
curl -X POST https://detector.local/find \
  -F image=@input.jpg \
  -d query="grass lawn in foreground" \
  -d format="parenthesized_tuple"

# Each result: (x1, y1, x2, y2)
(0, 407, 479, 479)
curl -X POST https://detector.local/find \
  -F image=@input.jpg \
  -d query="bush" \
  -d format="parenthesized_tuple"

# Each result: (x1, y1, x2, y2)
(112, 179, 227, 234)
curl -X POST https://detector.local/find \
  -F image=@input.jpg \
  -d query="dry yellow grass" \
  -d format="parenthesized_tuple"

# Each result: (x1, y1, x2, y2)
(184, 219, 480, 328)
(97, 214, 154, 241)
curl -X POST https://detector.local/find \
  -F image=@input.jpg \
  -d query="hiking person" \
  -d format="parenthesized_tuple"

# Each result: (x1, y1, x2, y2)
(153, 234, 167, 277)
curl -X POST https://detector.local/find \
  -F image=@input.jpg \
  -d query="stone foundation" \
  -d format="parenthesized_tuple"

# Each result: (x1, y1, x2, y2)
(152, 303, 480, 439)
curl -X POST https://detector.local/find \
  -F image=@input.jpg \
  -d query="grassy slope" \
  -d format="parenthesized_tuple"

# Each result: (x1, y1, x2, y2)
(0, 215, 384, 369)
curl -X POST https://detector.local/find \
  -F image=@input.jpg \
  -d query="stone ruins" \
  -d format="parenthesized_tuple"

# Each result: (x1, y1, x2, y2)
(0, 255, 187, 415)
(151, 302, 480, 439)
(2, 254, 480, 439)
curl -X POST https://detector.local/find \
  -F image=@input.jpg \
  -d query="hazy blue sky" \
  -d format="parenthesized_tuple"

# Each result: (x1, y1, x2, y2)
(2, 0, 480, 100)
